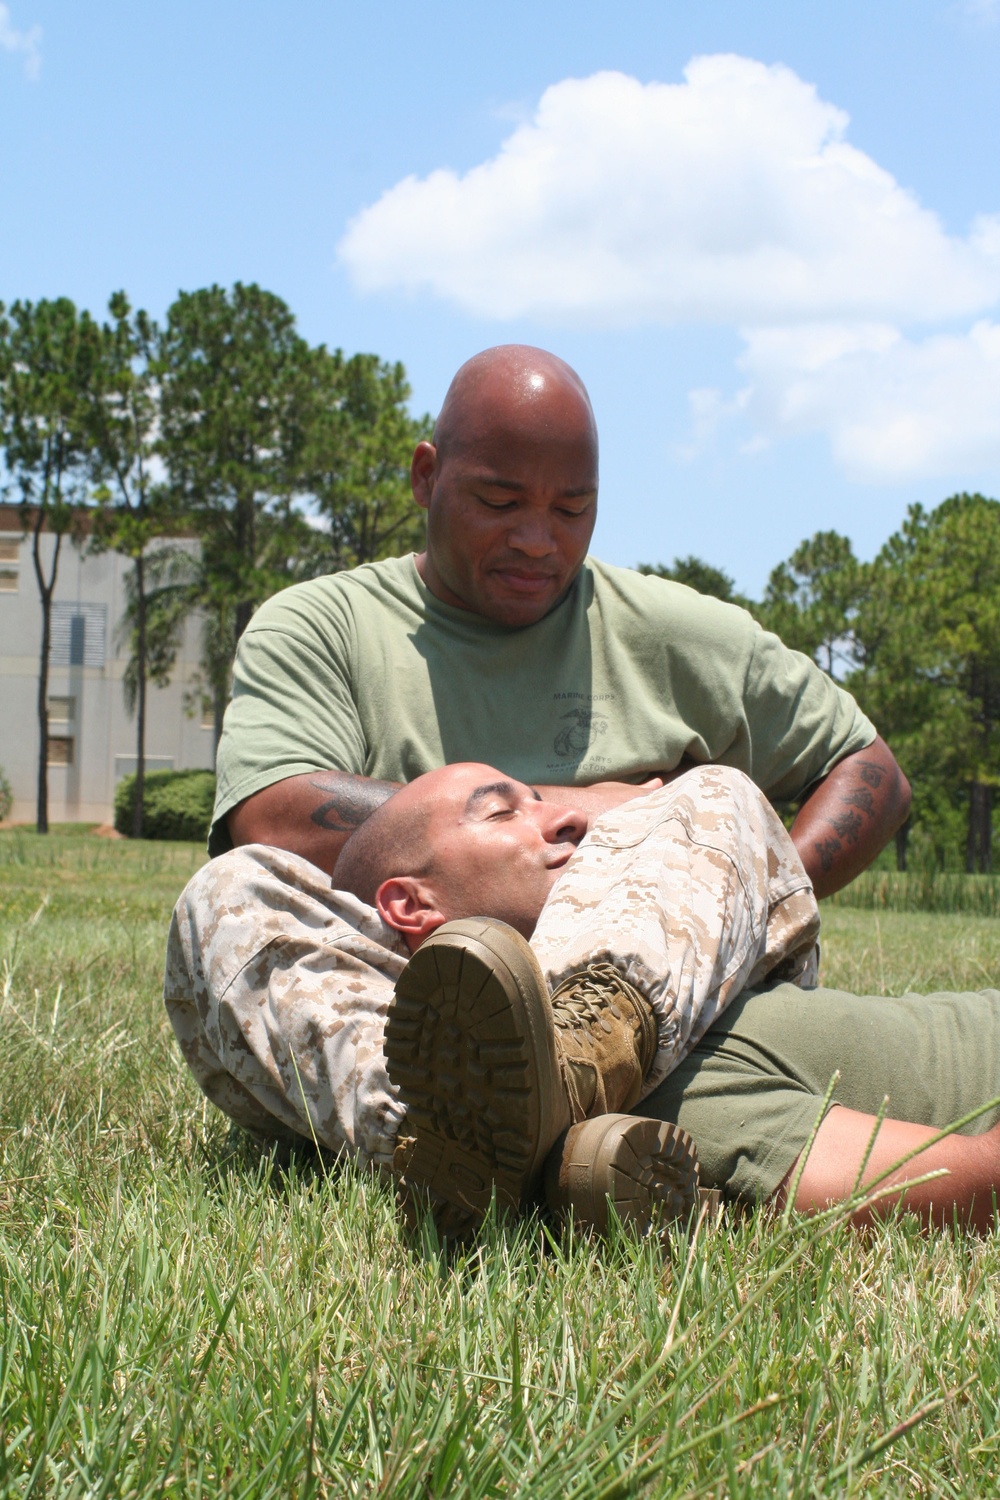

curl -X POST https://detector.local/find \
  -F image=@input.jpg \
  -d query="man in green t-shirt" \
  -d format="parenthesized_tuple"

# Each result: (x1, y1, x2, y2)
(213, 344, 909, 894)
(167, 344, 911, 1231)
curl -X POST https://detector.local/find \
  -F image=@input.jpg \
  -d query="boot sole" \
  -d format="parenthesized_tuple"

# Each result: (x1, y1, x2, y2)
(545, 1113, 700, 1237)
(385, 919, 565, 1227)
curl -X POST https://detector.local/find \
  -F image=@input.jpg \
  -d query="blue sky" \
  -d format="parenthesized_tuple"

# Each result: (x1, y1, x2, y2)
(2, 0, 999, 596)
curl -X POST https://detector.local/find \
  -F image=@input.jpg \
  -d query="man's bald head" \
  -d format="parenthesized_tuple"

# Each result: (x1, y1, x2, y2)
(333, 763, 588, 951)
(332, 792, 432, 910)
(432, 345, 597, 463)
(411, 346, 600, 627)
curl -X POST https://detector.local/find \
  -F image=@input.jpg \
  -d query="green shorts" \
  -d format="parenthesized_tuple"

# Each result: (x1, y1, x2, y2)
(638, 982, 1000, 1202)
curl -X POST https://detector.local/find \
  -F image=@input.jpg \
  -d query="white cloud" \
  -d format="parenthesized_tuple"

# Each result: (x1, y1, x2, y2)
(734, 320, 1000, 480)
(339, 56, 1000, 484)
(0, 3, 41, 79)
(338, 57, 1000, 328)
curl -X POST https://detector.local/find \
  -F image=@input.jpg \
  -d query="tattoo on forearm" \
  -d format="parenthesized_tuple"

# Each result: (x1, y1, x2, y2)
(308, 773, 397, 833)
(810, 757, 890, 870)
(831, 809, 863, 845)
(815, 835, 841, 872)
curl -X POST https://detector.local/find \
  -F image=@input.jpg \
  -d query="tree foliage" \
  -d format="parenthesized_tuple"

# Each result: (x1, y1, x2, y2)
(0, 297, 98, 832)
(637, 555, 746, 605)
(849, 496, 1000, 873)
(755, 531, 864, 676)
(158, 282, 317, 644)
(303, 351, 431, 574)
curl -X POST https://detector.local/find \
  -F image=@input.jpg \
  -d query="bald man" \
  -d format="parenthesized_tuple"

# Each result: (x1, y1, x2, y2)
(212, 345, 908, 891)
(166, 346, 909, 1229)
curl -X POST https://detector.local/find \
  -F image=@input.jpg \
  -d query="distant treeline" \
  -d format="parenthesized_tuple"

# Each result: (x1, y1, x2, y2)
(641, 496, 1000, 875)
(0, 284, 429, 833)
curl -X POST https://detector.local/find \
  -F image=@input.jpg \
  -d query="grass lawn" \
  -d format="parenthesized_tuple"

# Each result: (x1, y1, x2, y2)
(3, 831, 1000, 1496)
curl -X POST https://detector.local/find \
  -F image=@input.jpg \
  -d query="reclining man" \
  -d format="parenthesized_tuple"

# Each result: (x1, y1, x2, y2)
(330, 762, 1000, 1236)
(167, 762, 1000, 1238)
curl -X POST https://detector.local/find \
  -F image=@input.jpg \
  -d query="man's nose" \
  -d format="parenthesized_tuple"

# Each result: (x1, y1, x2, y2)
(507, 512, 558, 557)
(544, 803, 588, 845)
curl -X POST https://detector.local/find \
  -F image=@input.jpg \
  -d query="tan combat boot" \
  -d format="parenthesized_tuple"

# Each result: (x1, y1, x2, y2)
(385, 918, 570, 1232)
(548, 962, 659, 1117)
(385, 922, 699, 1239)
(542, 963, 700, 1237)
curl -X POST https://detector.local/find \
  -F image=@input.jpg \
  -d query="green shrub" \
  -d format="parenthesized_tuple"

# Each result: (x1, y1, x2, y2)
(0, 766, 11, 822)
(114, 768, 216, 842)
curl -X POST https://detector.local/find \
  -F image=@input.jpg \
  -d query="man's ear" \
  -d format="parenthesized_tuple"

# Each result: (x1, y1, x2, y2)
(376, 876, 446, 949)
(410, 441, 438, 510)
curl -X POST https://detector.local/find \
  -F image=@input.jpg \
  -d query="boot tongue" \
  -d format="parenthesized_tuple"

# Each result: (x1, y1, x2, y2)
(559, 1056, 603, 1121)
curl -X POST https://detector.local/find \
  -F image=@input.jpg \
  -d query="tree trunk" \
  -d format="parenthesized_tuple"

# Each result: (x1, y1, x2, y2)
(895, 816, 910, 872)
(234, 490, 255, 642)
(32, 518, 62, 836)
(36, 597, 51, 835)
(234, 597, 254, 641)
(212, 683, 225, 768)
(132, 550, 147, 840)
(965, 781, 993, 874)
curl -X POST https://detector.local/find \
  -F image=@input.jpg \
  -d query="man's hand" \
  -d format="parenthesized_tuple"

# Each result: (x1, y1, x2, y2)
(534, 776, 665, 819)
(789, 736, 911, 899)
(228, 770, 401, 875)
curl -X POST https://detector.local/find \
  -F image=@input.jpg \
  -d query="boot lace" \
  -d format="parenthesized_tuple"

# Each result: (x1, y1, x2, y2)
(550, 963, 633, 1031)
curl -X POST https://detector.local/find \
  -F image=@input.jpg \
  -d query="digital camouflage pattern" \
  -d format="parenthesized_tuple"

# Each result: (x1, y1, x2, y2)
(165, 766, 819, 1163)
(164, 845, 408, 1170)
(531, 766, 819, 1097)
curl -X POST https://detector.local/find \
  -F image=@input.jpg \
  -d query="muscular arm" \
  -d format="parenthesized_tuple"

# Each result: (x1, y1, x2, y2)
(227, 770, 401, 874)
(777, 1104, 1000, 1232)
(229, 768, 669, 873)
(789, 735, 911, 899)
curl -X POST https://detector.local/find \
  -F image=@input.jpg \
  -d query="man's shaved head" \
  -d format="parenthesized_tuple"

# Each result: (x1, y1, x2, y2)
(332, 793, 431, 909)
(432, 345, 597, 463)
(332, 763, 588, 950)
(411, 346, 600, 628)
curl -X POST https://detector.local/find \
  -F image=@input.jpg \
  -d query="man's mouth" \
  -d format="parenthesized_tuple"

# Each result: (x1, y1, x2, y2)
(491, 568, 558, 595)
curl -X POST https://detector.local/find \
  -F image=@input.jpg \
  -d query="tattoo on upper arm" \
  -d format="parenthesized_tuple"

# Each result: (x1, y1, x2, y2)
(858, 761, 884, 789)
(308, 773, 396, 833)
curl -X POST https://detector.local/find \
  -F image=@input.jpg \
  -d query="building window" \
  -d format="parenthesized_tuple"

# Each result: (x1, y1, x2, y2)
(51, 603, 107, 669)
(48, 736, 74, 767)
(69, 615, 85, 666)
(48, 696, 75, 723)
(0, 539, 20, 592)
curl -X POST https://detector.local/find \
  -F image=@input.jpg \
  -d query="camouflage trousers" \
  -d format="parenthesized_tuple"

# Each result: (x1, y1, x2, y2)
(164, 765, 819, 1169)
(530, 764, 819, 1097)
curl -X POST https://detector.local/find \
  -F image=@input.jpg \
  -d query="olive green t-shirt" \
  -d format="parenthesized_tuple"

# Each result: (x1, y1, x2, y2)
(210, 555, 875, 854)
(641, 983, 1000, 1202)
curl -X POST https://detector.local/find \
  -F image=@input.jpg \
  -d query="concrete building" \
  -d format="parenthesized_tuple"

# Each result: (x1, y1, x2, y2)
(0, 505, 215, 824)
